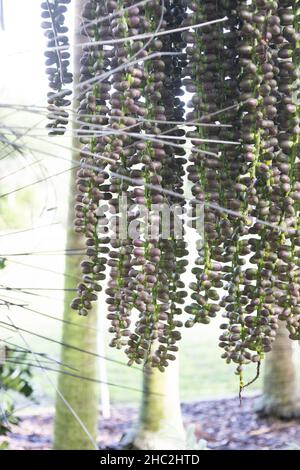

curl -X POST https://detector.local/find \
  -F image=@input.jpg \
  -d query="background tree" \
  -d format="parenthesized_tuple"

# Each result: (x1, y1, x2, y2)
(121, 355, 186, 450)
(255, 321, 300, 419)
(53, 0, 99, 450)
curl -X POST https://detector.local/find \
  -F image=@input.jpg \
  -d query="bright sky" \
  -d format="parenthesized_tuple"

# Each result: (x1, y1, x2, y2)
(0, 2, 72, 264)
(0, 0, 74, 105)
(0, 0, 47, 104)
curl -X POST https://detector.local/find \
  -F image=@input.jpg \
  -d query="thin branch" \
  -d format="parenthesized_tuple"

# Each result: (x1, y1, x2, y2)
(0, 320, 142, 371)
(47, 17, 228, 52)
(0, 222, 60, 239)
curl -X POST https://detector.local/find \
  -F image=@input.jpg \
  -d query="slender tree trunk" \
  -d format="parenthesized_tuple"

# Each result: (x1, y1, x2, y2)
(121, 357, 186, 450)
(53, 0, 99, 449)
(255, 321, 300, 419)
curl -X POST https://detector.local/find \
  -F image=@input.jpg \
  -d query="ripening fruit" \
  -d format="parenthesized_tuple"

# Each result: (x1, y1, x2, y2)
(41, 0, 73, 135)
(39, 0, 300, 380)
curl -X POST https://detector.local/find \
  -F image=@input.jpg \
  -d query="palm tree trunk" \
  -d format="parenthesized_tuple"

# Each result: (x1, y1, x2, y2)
(121, 357, 186, 450)
(53, 0, 99, 449)
(255, 321, 300, 419)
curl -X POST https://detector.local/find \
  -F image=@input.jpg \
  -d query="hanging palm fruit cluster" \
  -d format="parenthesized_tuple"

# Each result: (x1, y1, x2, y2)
(68, 0, 190, 371)
(104, 0, 152, 362)
(42, 0, 300, 376)
(122, 0, 189, 368)
(184, 0, 234, 328)
(41, 0, 73, 135)
(181, 0, 300, 386)
(272, 0, 300, 340)
(217, 0, 282, 384)
(151, 0, 189, 367)
(182, 0, 300, 384)
(216, 0, 300, 387)
(102, 0, 189, 370)
(71, 0, 112, 316)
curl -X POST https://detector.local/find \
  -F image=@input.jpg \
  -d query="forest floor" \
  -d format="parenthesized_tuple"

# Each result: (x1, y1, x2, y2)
(5, 395, 300, 450)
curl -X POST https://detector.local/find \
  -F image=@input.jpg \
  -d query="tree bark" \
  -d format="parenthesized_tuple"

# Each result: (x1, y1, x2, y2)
(121, 357, 186, 450)
(255, 320, 300, 419)
(53, 0, 99, 449)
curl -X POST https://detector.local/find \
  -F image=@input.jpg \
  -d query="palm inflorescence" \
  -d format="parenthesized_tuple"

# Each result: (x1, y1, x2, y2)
(42, 0, 300, 380)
